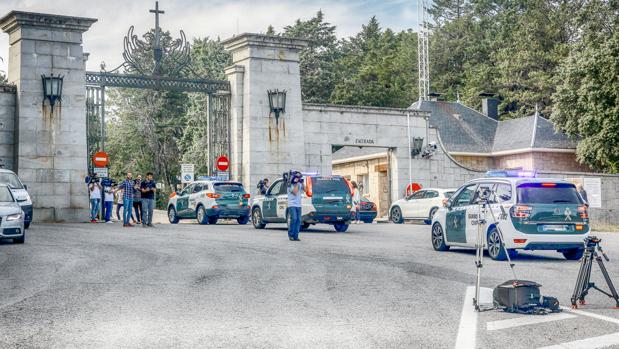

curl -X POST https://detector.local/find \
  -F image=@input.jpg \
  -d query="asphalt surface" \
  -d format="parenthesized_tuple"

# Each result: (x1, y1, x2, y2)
(1, 220, 619, 348)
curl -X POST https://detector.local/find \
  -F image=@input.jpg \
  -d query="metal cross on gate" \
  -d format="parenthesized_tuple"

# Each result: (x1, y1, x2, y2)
(150, 1, 165, 75)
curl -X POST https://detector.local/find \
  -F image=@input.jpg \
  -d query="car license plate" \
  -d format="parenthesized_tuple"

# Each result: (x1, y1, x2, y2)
(542, 225, 569, 232)
(337, 216, 343, 220)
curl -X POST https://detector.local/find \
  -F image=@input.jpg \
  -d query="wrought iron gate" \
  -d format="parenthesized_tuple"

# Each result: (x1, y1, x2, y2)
(85, 1, 231, 176)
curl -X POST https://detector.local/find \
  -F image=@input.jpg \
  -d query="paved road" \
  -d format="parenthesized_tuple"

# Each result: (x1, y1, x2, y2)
(1, 221, 619, 348)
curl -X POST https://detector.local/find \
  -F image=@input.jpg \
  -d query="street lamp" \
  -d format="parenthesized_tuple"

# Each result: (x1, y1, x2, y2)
(41, 73, 64, 115)
(267, 89, 286, 124)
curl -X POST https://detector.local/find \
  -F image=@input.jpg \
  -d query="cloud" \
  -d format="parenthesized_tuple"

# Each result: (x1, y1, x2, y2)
(0, 0, 421, 73)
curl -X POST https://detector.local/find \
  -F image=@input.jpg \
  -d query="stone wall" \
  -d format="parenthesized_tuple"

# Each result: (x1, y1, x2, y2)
(532, 152, 592, 172)
(452, 155, 494, 171)
(0, 84, 16, 170)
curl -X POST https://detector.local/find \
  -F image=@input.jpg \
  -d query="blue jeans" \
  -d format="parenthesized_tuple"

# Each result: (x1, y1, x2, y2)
(90, 198, 100, 220)
(123, 198, 133, 225)
(103, 201, 113, 222)
(288, 206, 302, 239)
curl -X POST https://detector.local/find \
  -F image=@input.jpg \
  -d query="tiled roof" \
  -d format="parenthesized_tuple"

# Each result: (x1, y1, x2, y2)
(410, 100, 577, 154)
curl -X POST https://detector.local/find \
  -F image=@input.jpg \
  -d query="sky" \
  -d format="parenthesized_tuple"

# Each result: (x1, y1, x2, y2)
(0, 0, 420, 74)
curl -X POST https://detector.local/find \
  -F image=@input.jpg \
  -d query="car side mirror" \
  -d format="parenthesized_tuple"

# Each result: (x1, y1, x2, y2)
(444, 200, 452, 209)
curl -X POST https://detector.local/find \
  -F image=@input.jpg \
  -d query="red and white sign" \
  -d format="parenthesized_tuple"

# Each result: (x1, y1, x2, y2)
(405, 182, 422, 196)
(216, 156, 229, 172)
(92, 151, 109, 168)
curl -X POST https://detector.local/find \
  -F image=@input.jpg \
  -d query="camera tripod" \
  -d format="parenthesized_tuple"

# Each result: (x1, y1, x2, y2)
(473, 192, 517, 312)
(571, 236, 619, 308)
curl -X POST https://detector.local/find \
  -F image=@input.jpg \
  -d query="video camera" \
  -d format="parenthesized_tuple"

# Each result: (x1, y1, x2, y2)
(86, 174, 100, 184)
(283, 170, 303, 187)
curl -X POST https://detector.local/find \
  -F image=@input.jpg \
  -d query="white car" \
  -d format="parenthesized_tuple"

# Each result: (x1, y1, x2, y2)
(0, 169, 32, 229)
(0, 184, 25, 243)
(431, 177, 590, 260)
(389, 188, 457, 224)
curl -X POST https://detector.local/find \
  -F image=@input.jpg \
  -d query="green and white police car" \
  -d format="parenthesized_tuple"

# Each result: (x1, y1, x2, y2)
(431, 172, 590, 261)
(251, 174, 355, 232)
(167, 178, 251, 225)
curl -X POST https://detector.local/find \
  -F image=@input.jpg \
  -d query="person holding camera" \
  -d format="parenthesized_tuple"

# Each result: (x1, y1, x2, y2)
(140, 172, 157, 227)
(89, 176, 102, 223)
(287, 172, 305, 241)
(257, 178, 270, 195)
(103, 183, 115, 223)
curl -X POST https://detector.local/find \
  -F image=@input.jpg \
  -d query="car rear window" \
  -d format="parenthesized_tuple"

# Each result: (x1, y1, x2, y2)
(444, 191, 455, 198)
(312, 177, 350, 194)
(214, 183, 244, 193)
(0, 173, 23, 190)
(517, 183, 582, 204)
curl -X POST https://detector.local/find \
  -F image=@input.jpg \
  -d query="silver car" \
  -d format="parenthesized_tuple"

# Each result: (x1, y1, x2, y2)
(0, 184, 25, 243)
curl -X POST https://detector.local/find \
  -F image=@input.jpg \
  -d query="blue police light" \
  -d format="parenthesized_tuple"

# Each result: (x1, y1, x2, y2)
(485, 169, 537, 178)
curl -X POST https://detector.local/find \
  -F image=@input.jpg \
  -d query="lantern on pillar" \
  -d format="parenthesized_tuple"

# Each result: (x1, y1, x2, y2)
(267, 89, 287, 124)
(41, 73, 64, 114)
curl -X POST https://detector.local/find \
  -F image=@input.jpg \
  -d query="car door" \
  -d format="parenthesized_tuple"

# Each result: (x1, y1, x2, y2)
(422, 190, 440, 217)
(445, 184, 477, 244)
(176, 184, 194, 217)
(465, 182, 496, 245)
(402, 190, 425, 218)
(187, 183, 203, 216)
(263, 180, 283, 219)
(276, 182, 289, 219)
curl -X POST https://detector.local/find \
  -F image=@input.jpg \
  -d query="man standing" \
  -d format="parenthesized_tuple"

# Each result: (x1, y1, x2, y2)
(89, 178, 102, 223)
(119, 172, 134, 227)
(133, 174, 143, 224)
(140, 172, 157, 227)
(287, 172, 305, 241)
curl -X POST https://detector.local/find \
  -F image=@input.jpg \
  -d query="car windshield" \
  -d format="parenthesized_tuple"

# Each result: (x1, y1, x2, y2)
(517, 183, 582, 204)
(214, 183, 244, 193)
(0, 186, 14, 202)
(0, 172, 24, 189)
(312, 177, 349, 194)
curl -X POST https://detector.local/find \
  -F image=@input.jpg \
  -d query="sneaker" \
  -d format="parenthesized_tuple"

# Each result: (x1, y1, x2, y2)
(127, 224, 134, 227)
(293, 238, 301, 241)
(147, 224, 154, 227)
(106, 221, 113, 224)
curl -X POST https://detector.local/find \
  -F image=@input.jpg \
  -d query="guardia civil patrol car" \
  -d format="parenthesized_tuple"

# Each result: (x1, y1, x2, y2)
(251, 174, 355, 232)
(167, 178, 251, 225)
(431, 170, 590, 260)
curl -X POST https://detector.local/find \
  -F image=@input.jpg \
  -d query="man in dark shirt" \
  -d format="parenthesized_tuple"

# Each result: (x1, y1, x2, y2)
(140, 172, 157, 227)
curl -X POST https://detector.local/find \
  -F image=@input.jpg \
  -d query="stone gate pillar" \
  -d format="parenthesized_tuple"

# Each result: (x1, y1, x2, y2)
(223, 34, 308, 190)
(0, 11, 96, 222)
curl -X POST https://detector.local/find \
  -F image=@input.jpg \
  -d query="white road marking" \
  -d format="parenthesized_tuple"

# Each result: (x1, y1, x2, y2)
(537, 332, 619, 349)
(455, 286, 493, 349)
(486, 312, 576, 331)
(561, 306, 619, 325)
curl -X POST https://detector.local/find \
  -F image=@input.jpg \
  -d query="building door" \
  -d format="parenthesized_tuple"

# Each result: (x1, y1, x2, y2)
(378, 171, 389, 218)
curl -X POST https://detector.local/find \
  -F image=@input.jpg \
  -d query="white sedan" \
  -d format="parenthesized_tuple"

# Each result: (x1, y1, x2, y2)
(389, 188, 456, 224)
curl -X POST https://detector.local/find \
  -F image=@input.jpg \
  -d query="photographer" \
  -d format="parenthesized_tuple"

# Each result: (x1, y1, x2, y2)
(140, 172, 157, 227)
(257, 178, 270, 195)
(287, 171, 305, 241)
(88, 174, 102, 223)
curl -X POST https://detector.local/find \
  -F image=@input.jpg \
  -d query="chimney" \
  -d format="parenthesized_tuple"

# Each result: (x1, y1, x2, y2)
(480, 92, 499, 120)
(428, 92, 441, 102)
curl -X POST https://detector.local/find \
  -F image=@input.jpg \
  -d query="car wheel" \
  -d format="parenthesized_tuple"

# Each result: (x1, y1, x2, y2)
(237, 215, 250, 225)
(208, 217, 218, 225)
(487, 228, 507, 261)
(391, 207, 403, 224)
(196, 205, 208, 225)
(431, 223, 449, 251)
(13, 231, 25, 244)
(334, 223, 349, 232)
(562, 248, 584, 261)
(301, 222, 310, 231)
(168, 207, 179, 224)
(24, 222, 30, 229)
(252, 207, 266, 229)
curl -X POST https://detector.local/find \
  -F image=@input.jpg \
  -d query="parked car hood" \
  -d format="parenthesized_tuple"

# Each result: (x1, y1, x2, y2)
(0, 202, 22, 215)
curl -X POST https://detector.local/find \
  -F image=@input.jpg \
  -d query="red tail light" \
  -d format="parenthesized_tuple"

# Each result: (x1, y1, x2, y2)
(578, 205, 588, 219)
(243, 193, 251, 199)
(541, 183, 557, 187)
(306, 176, 313, 197)
(371, 205, 377, 212)
(207, 193, 221, 199)
(511, 205, 532, 218)
(513, 239, 527, 244)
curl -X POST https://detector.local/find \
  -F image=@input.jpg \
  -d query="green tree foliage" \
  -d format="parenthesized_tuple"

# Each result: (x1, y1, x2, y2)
(551, 1, 619, 172)
(282, 11, 340, 103)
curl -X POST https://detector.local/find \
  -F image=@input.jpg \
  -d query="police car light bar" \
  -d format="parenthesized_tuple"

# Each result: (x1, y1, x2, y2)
(485, 169, 537, 178)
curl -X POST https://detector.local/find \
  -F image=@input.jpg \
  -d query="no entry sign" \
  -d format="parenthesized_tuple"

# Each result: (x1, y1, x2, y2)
(216, 156, 229, 172)
(92, 151, 109, 168)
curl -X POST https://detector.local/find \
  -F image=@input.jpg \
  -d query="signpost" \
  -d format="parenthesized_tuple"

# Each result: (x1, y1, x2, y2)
(93, 167, 109, 178)
(181, 163, 195, 183)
